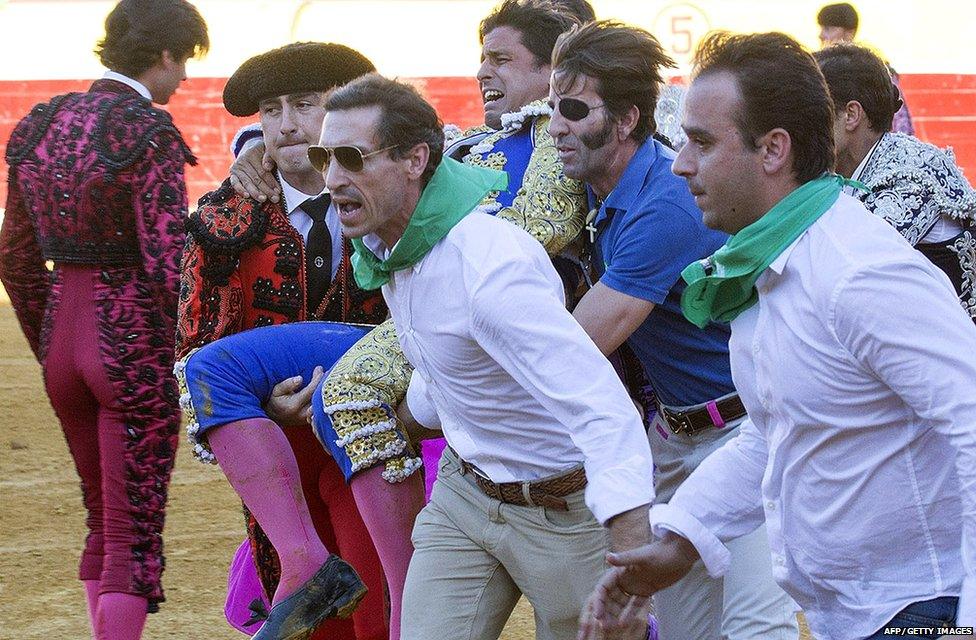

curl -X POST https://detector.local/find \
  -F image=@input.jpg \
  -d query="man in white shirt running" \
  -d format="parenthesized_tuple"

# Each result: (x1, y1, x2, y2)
(317, 72, 655, 640)
(580, 31, 976, 640)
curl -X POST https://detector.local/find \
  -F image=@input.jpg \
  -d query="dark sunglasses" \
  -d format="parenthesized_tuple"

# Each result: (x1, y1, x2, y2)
(307, 144, 398, 172)
(556, 97, 607, 122)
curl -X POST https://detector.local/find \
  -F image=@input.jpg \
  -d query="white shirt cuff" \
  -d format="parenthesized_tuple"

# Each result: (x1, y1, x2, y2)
(405, 372, 441, 429)
(650, 503, 731, 578)
(585, 456, 655, 525)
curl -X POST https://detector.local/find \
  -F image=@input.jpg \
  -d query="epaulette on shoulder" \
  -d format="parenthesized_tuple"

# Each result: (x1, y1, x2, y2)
(463, 124, 494, 137)
(185, 180, 270, 255)
(94, 93, 197, 172)
(446, 125, 496, 161)
(5, 93, 77, 166)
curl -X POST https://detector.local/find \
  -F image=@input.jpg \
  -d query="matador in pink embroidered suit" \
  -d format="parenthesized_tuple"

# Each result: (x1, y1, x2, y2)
(1, 78, 195, 614)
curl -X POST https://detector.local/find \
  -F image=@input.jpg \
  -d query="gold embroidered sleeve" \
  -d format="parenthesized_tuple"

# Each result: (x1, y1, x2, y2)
(496, 115, 588, 256)
(319, 318, 421, 482)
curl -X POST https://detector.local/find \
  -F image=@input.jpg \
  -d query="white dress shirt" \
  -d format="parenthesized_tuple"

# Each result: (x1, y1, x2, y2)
(650, 194, 976, 639)
(279, 174, 342, 278)
(365, 212, 655, 525)
(102, 71, 152, 101)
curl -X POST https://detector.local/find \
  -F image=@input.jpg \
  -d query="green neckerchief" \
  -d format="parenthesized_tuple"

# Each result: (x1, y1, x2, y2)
(350, 158, 508, 290)
(680, 174, 868, 328)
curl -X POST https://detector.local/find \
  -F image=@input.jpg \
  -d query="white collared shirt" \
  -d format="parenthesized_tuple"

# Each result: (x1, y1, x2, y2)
(102, 70, 152, 101)
(368, 212, 655, 525)
(650, 193, 976, 639)
(846, 138, 879, 191)
(279, 174, 342, 278)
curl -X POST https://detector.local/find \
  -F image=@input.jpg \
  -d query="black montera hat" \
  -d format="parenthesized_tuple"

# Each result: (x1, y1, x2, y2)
(223, 42, 376, 117)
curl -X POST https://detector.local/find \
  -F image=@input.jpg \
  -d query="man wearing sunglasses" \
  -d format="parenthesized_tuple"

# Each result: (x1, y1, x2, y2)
(175, 43, 389, 640)
(315, 72, 655, 640)
(549, 22, 799, 640)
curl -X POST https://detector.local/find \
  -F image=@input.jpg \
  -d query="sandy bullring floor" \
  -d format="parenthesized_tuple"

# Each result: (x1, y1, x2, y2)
(0, 301, 809, 640)
(0, 302, 537, 639)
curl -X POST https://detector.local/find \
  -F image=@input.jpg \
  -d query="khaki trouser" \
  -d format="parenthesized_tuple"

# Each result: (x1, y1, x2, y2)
(401, 447, 608, 640)
(648, 413, 799, 640)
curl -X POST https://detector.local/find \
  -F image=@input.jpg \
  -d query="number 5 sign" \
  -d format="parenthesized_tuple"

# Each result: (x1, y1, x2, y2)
(653, 3, 712, 67)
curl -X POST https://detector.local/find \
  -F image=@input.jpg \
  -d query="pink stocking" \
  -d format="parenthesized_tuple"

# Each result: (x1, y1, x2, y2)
(93, 592, 147, 640)
(83, 580, 100, 637)
(208, 418, 329, 603)
(350, 465, 425, 640)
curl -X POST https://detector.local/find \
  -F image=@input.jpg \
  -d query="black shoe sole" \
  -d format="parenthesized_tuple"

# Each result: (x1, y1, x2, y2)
(279, 583, 369, 640)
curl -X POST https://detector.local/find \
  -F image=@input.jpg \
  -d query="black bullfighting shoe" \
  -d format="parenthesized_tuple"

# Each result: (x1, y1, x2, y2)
(252, 555, 367, 640)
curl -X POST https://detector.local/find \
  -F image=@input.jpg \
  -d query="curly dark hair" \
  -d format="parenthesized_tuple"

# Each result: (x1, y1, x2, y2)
(814, 43, 900, 133)
(479, 0, 578, 68)
(552, 20, 675, 143)
(692, 31, 835, 184)
(95, 0, 209, 77)
(326, 74, 445, 186)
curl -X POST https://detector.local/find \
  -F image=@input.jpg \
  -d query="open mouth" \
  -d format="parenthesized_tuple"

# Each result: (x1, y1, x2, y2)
(334, 198, 364, 223)
(482, 89, 504, 105)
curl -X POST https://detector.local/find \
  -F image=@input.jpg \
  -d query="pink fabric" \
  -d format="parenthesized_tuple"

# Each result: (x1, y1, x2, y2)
(225, 540, 269, 634)
(222, 436, 444, 638)
(420, 438, 447, 500)
(44, 266, 179, 610)
(293, 425, 388, 639)
(705, 400, 726, 428)
(83, 580, 100, 636)
(94, 592, 148, 640)
(208, 417, 330, 603)
(350, 466, 426, 640)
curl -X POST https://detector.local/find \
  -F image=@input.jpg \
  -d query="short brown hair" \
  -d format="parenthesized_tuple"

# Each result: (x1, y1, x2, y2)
(96, 0, 209, 76)
(814, 43, 900, 133)
(326, 74, 445, 186)
(692, 31, 834, 183)
(552, 21, 675, 143)
(817, 3, 859, 33)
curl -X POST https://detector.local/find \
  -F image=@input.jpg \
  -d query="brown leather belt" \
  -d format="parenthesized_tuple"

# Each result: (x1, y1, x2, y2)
(657, 394, 747, 436)
(454, 452, 586, 511)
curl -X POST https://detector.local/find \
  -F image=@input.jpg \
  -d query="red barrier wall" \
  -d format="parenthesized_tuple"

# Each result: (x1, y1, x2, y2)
(1, 74, 973, 208)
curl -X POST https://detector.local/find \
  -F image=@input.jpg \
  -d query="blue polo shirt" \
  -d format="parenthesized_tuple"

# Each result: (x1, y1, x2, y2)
(591, 137, 734, 406)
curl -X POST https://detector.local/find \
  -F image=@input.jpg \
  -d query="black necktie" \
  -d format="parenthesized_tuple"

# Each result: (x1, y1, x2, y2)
(301, 194, 332, 316)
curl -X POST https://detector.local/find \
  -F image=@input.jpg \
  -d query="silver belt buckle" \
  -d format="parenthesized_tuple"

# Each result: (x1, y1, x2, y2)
(665, 409, 695, 435)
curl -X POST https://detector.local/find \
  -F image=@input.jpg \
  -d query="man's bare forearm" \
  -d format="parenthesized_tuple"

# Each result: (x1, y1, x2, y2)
(606, 504, 652, 552)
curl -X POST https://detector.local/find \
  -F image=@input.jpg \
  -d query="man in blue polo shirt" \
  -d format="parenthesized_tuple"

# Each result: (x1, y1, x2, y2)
(550, 22, 799, 639)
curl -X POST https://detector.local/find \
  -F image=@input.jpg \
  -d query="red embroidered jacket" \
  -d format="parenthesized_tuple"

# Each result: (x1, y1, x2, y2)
(175, 180, 387, 358)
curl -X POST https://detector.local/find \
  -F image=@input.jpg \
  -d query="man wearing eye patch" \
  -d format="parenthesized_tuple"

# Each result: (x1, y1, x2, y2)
(813, 43, 976, 322)
(549, 21, 799, 640)
(175, 42, 389, 640)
